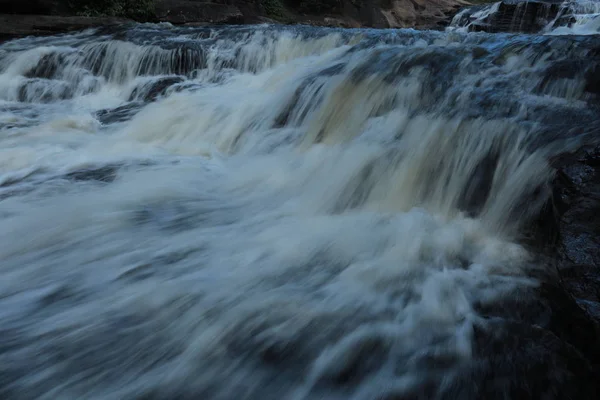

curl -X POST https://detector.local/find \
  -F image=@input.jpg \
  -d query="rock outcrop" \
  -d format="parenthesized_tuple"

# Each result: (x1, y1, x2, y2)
(284, 0, 467, 29)
(550, 143, 600, 320)
(0, 14, 130, 42)
(154, 0, 244, 25)
(380, 0, 467, 29)
(0, 0, 467, 41)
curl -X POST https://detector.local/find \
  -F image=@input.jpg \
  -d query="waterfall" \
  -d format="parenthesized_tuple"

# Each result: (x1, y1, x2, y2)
(448, 0, 600, 34)
(0, 18, 598, 400)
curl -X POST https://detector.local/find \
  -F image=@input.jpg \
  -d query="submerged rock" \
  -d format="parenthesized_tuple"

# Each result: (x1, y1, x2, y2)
(96, 102, 146, 124)
(128, 76, 185, 102)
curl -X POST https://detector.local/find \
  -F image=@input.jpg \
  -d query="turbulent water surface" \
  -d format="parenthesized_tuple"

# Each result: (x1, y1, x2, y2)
(0, 6, 600, 400)
(449, 0, 600, 34)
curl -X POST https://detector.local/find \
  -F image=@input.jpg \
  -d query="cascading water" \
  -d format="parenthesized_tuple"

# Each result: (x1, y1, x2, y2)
(448, 0, 600, 34)
(546, 0, 600, 34)
(0, 17, 599, 400)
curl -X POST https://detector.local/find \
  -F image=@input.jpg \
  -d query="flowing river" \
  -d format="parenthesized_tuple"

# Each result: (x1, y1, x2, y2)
(0, 2, 599, 399)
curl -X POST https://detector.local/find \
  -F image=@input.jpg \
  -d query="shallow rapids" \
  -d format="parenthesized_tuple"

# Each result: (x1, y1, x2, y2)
(0, 23, 599, 399)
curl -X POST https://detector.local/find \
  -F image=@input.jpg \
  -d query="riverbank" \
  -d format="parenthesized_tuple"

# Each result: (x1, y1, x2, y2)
(0, 14, 132, 42)
(0, 0, 468, 41)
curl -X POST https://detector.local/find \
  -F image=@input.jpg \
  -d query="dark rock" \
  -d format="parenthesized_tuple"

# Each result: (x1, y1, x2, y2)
(471, 46, 490, 59)
(96, 102, 146, 124)
(436, 271, 600, 399)
(551, 144, 600, 267)
(531, 142, 600, 334)
(0, 0, 467, 38)
(585, 65, 600, 96)
(64, 165, 121, 183)
(0, 14, 131, 42)
(154, 0, 244, 24)
(475, 278, 600, 360)
(17, 79, 74, 103)
(0, 0, 67, 15)
(458, 151, 498, 217)
(128, 76, 185, 102)
(553, 14, 577, 28)
(506, 133, 600, 397)
(439, 320, 599, 400)
(24, 52, 66, 80)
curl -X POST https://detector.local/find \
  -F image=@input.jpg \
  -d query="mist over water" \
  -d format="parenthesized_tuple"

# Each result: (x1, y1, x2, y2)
(0, 17, 599, 399)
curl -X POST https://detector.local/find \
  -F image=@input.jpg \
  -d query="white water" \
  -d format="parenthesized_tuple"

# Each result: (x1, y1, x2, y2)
(448, 0, 600, 35)
(0, 24, 597, 398)
(547, 0, 600, 34)
(448, 2, 501, 33)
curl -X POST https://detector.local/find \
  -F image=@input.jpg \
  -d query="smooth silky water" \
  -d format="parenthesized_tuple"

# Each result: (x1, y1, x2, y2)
(0, 12, 599, 400)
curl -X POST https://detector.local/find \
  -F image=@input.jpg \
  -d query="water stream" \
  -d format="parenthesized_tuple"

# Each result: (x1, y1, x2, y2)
(0, 5, 599, 399)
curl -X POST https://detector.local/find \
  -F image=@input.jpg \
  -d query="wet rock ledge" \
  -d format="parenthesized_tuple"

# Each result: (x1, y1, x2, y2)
(551, 143, 600, 320)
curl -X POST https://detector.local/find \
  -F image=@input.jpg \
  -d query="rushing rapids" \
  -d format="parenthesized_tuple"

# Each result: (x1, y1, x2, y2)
(449, 0, 600, 34)
(0, 14, 599, 400)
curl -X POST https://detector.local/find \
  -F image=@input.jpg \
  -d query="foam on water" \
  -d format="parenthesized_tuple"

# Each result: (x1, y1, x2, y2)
(0, 24, 598, 398)
(448, 0, 600, 35)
